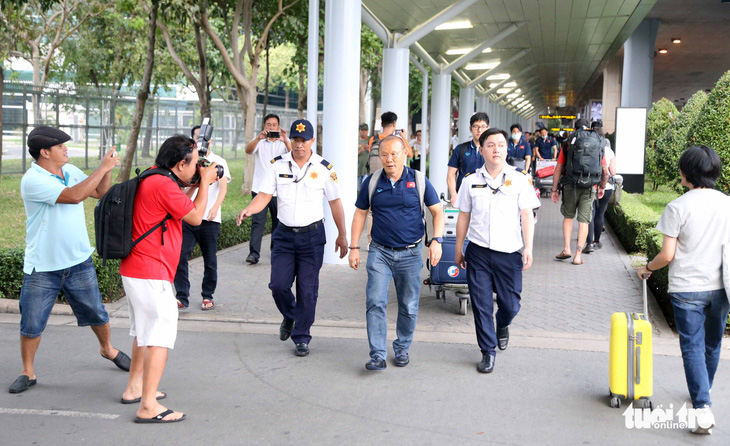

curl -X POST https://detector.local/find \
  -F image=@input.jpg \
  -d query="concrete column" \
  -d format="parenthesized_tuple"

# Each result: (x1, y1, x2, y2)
(458, 87, 475, 144)
(420, 69, 429, 175)
(430, 72, 451, 198)
(620, 18, 658, 194)
(621, 19, 659, 110)
(307, 0, 319, 126)
(322, 0, 361, 264)
(476, 95, 489, 114)
(381, 47, 410, 130)
(602, 55, 622, 134)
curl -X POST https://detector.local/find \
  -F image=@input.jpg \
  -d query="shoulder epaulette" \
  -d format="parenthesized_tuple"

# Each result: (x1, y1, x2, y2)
(520, 169, 528, 175)
(270, 155, 283, 164)
(321, 159, 333, 170)
(464, 172, 473, 178)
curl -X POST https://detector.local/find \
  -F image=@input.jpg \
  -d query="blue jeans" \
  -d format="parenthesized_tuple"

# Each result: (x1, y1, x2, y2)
(366, 241, 423, 360)
(174, 220, 221, 307)
(19, 256, 109, 338)
(670, 289, 730, 408)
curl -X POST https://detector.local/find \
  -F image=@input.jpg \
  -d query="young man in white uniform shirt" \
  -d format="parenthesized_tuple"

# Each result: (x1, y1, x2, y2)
(455, 128, 540, 374)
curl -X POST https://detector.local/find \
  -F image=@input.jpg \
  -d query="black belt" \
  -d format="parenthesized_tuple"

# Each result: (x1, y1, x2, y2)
(375, 239, 422, 251)
(279, 219, 323, 233)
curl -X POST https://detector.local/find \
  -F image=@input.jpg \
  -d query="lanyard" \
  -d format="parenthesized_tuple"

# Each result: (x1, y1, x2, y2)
(289, 161, 312, 183)
(484, 172, 505, 195)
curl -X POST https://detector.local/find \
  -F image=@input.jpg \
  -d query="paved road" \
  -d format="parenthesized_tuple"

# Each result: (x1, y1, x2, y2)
(0, 321, 728, 445)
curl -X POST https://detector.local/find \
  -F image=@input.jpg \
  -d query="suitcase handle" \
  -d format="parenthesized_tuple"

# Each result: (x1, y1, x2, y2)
(635, 346, 641, 385)
(642, 279, 648, 318)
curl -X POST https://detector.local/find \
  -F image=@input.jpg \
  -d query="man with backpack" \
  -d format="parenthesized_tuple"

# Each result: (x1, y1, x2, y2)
(447, 112, 490, 205)
(551, 119, 608, 265)
(349, 136, 445, 371)
(119, 134, 219, 423)
(10, 126, 131, 394)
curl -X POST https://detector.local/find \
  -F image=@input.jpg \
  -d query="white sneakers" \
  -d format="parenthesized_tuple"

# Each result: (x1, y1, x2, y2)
(692, 405, 715, 435)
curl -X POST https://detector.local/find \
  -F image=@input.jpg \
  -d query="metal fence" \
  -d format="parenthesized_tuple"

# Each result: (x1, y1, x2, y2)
(1, 80, 313, 175)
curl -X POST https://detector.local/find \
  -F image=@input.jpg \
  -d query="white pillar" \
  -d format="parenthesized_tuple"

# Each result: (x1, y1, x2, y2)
(420, 69, 429, 175)
(307, 0, 320, 126)
(458, 87, 475, 144)
(381, 47, 410, 130)
(322, 0, 361, 264)
(621, 19, 659, 110)
(476, 95, 488, 114)
(430, 73, 451, 198)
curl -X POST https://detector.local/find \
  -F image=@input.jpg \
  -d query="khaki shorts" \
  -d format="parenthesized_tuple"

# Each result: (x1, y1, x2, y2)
(560, 184, 596, 224)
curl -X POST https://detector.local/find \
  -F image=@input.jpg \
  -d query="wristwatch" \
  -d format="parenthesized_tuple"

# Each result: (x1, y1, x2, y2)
(432, 237, 443, 244)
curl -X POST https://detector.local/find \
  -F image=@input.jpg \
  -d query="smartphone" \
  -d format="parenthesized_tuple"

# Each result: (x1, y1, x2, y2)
(267, 131, 280, 139)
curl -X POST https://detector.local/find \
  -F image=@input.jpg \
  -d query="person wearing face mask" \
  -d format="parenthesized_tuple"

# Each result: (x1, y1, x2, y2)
(533, 127, 558, 161)
(507, 124, 532, 172)
(236, 120, 348, 358)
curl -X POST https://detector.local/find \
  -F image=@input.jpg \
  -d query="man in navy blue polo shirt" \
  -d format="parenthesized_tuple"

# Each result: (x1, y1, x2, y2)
(507, 123, 532, 171)
(349, 136, 445, 371)
(446, 112, 490, 205)
(533, 127, 558, 161)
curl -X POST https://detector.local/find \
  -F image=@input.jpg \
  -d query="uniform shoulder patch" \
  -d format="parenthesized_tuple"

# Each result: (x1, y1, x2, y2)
(320, 159, 333, 170)
(520, 169, 528, 175)
(464, 172, 473, 178)
(270, 155, 283, 164)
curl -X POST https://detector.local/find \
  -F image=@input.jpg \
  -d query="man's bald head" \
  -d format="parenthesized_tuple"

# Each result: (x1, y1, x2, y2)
(381, 135, 405, 152)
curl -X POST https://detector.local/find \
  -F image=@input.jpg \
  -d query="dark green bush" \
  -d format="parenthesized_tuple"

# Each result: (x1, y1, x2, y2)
(0, 249, 25, 300)
(655, 91, 708, 193)
(0, 216, 272, 302)
(687, 70, 730, 194)
(645, 98, 678, 190)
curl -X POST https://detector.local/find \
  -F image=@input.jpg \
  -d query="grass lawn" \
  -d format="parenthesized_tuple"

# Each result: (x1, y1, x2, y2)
(0, 157, 251, 250)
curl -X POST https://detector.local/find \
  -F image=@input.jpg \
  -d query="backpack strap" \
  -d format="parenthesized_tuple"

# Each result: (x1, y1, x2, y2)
(367, 169, 383, 208)
(458, 142, 468, 171)
(414, 170, 429, 243)
(131, 167, 177, 250)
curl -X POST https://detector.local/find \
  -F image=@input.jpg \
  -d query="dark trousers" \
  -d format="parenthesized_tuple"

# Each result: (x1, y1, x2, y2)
(249, 192, 278, 260)
(588, 189, 613, 244)
(269, 224, 326, 345)
(173, 220, 220, 307)
(465, 243, 522, 356)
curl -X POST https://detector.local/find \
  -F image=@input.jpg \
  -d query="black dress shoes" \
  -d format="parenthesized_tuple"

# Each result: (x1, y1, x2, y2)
(246, 253, 259, 264)
(477, 354, 495, 373)
(497, 326, 509, 350)
(294, 343, 309, 357)
(280, 318, 294, 341)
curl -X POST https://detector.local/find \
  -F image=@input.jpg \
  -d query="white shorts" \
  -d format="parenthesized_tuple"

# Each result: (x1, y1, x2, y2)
(122, 276, 178, 349)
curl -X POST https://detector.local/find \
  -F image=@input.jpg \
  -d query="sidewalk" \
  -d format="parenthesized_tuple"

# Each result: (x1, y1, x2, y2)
(1, 197, 684, 356)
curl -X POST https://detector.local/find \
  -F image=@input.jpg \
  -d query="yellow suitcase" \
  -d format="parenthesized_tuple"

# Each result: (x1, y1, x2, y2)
(609, 279, 653, 409)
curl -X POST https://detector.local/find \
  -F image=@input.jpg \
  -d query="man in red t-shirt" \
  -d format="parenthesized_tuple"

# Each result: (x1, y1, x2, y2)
(119, 135, 219, 424)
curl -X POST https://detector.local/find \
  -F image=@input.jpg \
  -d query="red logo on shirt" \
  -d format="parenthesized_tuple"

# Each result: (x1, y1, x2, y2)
(407, 182, 416, 188)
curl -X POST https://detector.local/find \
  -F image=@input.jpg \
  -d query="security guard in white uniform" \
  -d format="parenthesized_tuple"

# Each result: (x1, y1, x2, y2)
(455, 128, 541, 374)
(237, 119, 348, 357)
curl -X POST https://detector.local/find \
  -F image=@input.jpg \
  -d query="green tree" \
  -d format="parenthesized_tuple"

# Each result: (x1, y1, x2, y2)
(645, 98, 677, 190)
(0, 0, 101, 123)
(687, 70, 730, 194)
(199, 0, 300, 193)
(656, 91, 707, 192)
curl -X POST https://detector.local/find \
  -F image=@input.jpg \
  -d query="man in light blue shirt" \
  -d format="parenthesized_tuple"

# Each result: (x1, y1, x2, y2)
(10, 126, 131, 394)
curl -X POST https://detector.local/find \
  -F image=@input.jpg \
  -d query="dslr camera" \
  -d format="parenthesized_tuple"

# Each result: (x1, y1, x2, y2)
(191, 117, 224, 185)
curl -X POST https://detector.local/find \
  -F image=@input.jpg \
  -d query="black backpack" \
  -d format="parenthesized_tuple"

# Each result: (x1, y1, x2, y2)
(94, 167, 175, 264)
(564, 129, 604, 188)
(366, 136, 384, 174)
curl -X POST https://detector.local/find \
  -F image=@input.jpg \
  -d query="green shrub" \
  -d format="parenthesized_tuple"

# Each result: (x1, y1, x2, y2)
(0, 249, 25, 300)
(645, 98, 678, 190)
(687, 70, 730, 194)
(605, 194, 661, 253)
(655, 91, 708, 192)
(0, 217, 271, 302)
